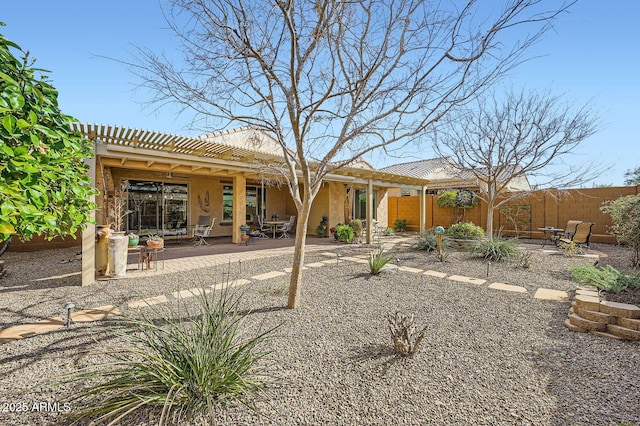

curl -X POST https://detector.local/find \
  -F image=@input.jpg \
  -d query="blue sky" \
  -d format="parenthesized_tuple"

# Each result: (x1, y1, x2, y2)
(2, 0, 638, 186)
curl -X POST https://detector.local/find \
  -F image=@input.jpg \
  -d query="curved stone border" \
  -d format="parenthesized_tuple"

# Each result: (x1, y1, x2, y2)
(565, 285, 640, 341)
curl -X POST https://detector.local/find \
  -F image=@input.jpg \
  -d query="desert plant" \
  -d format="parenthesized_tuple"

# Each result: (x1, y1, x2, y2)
(335, 223, 354, 243)
(519, 250, 535, 269)
(348, 219, 363, 241)
(601, 194, 640, 268)
(562, 241, 582, 257)
(387, 311, 428, 357)
(393, 219, 407, 232)
(570, 264, 640, 292)
(62, 284, 279, 425)
(414, 230, 439, 252)
(447, 221, 484, 239)
(383, 227, 395, 236)
(368, 247, 394, 275)
(471, 237, 520, 262)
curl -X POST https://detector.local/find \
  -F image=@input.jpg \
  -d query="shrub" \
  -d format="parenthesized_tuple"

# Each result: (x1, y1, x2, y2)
(348, 219, 363, 239)
(368, 247, 394, 275)
(335, 223, 354, 243)
(387, 311, 428, 357)
(471, 237, 520, 262)
(447, 221, 484, 239)
(569, 264, 640, 292)
(414, 230, 450, 252)
(393, 219, 407, 232)
(62, 284, 279, 424)
(600, 194, 640, 268)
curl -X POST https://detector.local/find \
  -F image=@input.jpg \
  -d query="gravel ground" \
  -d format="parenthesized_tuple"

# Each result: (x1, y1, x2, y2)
(0, 239, 639, 425)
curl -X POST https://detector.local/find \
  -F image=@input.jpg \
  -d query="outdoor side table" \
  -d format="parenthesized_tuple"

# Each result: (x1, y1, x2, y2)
(127, 245, 144, 271)
(537, 227, 564, 248)
(141, 247, 165, 271)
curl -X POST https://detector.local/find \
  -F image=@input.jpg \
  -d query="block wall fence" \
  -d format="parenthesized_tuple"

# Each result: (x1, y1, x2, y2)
(388, 185, 640, 244)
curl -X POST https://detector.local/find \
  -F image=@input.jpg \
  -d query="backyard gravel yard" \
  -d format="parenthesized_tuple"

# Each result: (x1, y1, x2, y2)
(0, 239, 638, 425)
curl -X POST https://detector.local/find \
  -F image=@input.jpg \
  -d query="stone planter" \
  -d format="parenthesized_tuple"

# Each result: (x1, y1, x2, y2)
(107, 234, 128, 277)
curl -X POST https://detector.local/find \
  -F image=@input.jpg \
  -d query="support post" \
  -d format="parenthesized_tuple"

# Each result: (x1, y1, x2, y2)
(232, 174, 247, 244)
(81, 145, 97, 286)
(366, 179, 374, 244)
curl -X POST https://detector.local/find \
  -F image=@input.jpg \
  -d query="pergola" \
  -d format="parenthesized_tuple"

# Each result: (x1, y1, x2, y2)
(74, 123, 430, 286)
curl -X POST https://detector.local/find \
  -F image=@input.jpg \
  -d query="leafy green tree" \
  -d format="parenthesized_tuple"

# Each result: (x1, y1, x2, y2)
(624, 166, 640, 186)
(0, 25, 96, 242)
(601, 194, 640, 268)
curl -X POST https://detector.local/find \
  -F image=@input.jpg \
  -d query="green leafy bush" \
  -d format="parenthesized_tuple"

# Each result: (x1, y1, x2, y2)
(436, 190, 458, 208)
(471, 237, 520, 261)
(569, 264, 640, 292)
(447, 222, 484, 239)
(368, 248, 394, 275)
(600, 194, 640, 268)
(335, 223, 354, 243)
(63, 284, 279, 424)
(393, 219, 407, 232)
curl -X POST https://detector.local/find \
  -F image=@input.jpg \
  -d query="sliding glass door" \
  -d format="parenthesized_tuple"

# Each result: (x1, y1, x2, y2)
(125, 180, 188, 237)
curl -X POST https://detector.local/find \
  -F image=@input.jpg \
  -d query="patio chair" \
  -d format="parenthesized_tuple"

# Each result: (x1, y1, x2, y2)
(277, 216, 296, 239)
(255, 215, 271, 238)
(551, 220, 582, 244)
(558, 222, 593, 248)
(193, 216, 216, 246)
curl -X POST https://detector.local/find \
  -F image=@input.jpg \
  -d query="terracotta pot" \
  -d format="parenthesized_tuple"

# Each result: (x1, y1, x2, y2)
(147, 240, 163, 249)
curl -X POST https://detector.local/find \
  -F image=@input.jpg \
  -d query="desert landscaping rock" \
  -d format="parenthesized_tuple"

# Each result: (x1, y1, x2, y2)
(0, 240, 638, 425)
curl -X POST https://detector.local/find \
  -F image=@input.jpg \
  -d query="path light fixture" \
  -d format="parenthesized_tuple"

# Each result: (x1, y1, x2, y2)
(238, 258, 243, 274)
(336, 252, 341, 265)
(395, 258, 401, 272)
(486, 261, 491, 278)
(63, 302, 75, 328)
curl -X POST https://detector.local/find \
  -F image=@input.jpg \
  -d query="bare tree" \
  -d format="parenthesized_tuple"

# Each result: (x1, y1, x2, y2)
(133, 0, 575, 308)
(432, 88, 599, 237)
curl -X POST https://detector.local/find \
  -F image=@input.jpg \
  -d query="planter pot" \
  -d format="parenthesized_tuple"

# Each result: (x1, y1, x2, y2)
(128, 235, 140, 247)
(107, 234, 128, 277)
(95, 225, 112, 276)
(240, 226, 251, 232)
(147, 240, 164, 249)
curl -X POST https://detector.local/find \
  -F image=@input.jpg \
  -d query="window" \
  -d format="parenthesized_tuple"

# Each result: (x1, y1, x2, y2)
(222, 185, 233, 221)
(246, 186, 265, 223)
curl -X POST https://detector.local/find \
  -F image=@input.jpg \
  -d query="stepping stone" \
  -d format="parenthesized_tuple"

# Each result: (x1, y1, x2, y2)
(534, 288, 570, 301)
(447, 275, 486, 285)
(128, 295, 168, 308)
(423, 270, 447, 278)
(340, 257, 369, 264)
(172, 287, 208, 299)
(321, 259, 341, 264)
(0, 318, 65, 343)
(72, 305, 120, 322)
(320, 252, 339, 257)
(398, 266, 424, 274)
(305, 262, 326, 268)
(251, 271, 286, 281)
(488, 283, 527, 293)
(211, 279, 251, 290)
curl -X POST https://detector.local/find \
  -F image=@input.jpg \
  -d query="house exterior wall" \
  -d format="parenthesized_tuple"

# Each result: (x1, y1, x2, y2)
(388, 185, 640, 243)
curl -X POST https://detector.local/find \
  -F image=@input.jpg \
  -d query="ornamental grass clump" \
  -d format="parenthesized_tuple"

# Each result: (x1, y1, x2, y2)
(62, 284, 279, 425)
(414, 230, 450, 252)
(471, 237, 520, 262)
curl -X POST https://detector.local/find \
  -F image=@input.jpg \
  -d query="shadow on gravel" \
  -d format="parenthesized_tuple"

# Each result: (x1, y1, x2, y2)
(350, 343, 408, 377)
(530, 301, 640, 425)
